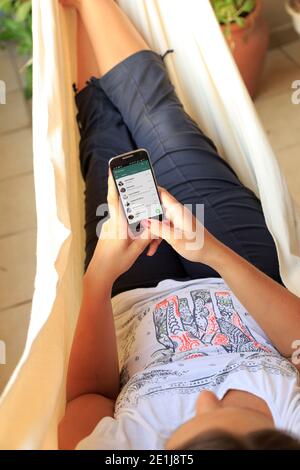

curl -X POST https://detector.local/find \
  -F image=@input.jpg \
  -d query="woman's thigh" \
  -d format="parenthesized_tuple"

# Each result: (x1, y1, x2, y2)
(154, 146, 281, 283)
(180, 185, 281, 283)
(76, 81, 186, 295)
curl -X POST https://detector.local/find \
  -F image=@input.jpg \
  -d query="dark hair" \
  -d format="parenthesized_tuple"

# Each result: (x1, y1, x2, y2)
(181, 429, 300, 450)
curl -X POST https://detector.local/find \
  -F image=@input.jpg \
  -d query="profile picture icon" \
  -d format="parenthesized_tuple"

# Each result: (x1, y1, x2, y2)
(126, 202, 130, 207)
(128, 215, 134, 220)
(127, 207, 132, 214)
(122, 194, 128, 200)
(118, 181, 124, 187)
(120, 187, 126, 193)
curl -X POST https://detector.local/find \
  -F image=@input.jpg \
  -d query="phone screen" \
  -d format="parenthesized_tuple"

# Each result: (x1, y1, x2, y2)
(112, 153, 163, 226)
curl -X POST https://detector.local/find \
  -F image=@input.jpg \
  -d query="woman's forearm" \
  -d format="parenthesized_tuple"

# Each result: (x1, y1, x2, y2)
(66, 266, 120, 403)
(209, 242, 300, 358)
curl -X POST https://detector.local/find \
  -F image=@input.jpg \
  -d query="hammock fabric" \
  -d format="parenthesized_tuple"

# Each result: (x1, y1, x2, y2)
(0, 0, 299, 450)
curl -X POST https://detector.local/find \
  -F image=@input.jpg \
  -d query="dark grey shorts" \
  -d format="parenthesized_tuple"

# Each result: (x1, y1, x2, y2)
(75, 50, 281, 296)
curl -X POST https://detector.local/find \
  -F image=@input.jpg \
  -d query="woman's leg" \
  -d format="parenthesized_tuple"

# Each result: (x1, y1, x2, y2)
(70, 0, 281, 284)
(64, 0, 150, 77)
(101, 52, 281, 283)
(76, 14, 100, 92)
(74, 10, 187, 296)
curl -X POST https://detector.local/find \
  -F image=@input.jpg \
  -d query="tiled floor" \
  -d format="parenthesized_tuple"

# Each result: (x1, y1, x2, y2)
(0, 46, 35, 393)
(255, 39, 300, 205)
(0, 39, 299, 394)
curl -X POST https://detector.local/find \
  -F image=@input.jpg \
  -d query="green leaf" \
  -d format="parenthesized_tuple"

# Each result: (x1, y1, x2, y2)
(24, 63, 32, 99)
(15, 1, 32, 23)
(243, 0, 256, 14)
(210, 0, 256, 26)
(235, 16, 245, 27)
(0, 0, 32, 99)
(0, 0, 13, 13)
(223, 25, 232, 38)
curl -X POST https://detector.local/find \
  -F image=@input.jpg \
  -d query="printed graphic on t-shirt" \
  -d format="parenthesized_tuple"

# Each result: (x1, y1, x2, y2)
(118, 287, 275, 389)
(115, 353, 295, 414)
(113, 284, 300, 421)
(153, 289, 271, 358)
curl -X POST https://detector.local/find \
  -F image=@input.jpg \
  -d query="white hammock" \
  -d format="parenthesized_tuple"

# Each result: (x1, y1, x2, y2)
(0, 0, 299, 450)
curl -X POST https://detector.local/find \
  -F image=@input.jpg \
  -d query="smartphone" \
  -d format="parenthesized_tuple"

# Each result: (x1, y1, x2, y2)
(109, 149, 164, 234)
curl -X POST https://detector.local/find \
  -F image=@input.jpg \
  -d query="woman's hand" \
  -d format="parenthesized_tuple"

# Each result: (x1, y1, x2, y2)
(85, 172, 158, 286)
(142, 187, 223, 268)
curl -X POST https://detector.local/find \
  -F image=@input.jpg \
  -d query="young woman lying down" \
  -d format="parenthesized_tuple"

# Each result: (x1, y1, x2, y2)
(58, 0, 300, 450)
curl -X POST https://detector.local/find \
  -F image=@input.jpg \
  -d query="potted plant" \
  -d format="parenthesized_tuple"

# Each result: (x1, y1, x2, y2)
(210, 0, 269, 98)
(286, 0, 300, 35)
(0, 0, 32, 99)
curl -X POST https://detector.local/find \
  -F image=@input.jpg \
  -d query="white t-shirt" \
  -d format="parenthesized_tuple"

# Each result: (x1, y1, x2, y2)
(77, 278, 300, 450)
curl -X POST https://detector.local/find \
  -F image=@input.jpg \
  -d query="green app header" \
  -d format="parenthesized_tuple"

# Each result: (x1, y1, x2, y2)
(113, 160, 150, 179)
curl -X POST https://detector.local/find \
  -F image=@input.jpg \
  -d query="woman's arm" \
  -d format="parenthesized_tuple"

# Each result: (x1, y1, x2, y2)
(146, 188, 300, 361)
(66, 270, 119, 402)
(210, 242, 300, 359)
(58, 393, 115, 450)
(66, 173, 153, 402)
(59, 266, 119, 449)
(59, 262, 119, 449)
(59, 174, 153, 448)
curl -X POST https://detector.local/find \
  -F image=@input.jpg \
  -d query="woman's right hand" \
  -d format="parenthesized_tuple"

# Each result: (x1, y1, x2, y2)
(143, 187, 223, 268)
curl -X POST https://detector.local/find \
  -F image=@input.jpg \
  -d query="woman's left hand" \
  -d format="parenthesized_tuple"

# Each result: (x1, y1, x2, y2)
(85, 172, 160, 286)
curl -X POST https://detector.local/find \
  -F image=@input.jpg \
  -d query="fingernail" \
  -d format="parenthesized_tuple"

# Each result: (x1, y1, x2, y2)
(141, 219, 151, 228)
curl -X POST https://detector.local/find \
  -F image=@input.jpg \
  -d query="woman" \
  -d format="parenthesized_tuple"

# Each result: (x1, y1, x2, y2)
(58, 0, 300, 450)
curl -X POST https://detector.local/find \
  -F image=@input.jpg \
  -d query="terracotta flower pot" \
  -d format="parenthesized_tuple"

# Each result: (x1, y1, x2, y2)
(221, 0, 269, 98)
